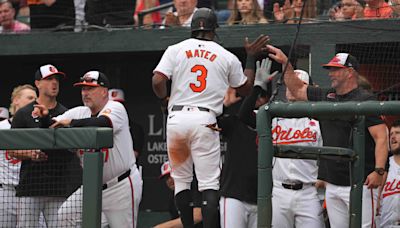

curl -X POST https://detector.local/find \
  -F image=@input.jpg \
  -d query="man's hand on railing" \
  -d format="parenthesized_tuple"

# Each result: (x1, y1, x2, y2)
(8, 149, 48, 161)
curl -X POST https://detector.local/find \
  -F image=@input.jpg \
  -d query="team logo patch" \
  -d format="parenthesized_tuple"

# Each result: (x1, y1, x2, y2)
(330, 56, 341, 64)
(326, 93, 336, 99)
(49, 66, 57, 73)
(102, 108, 112, 115)
(111, 91, 118, 98)
(309, 121, 316, 127)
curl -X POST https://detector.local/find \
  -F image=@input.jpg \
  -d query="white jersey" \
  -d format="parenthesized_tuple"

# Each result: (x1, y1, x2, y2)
(272, 117, 322, 183)
(54, 101, 136, 183)
(0, 119, 20, 186)
(380, 156, 400, 227)
(154, 38, 248, 116)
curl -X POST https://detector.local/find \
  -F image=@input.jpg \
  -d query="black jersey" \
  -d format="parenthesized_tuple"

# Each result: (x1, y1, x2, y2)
(307, 87, 383, 186)
(11, 101, 82, 197)
(218, 87, 262, 204)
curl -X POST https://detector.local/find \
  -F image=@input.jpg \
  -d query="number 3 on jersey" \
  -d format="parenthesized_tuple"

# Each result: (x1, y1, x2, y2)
(190, 65, 208, 92)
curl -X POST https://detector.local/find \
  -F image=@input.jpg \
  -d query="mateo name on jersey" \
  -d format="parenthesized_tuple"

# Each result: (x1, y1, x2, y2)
(185, 49, 217, 62)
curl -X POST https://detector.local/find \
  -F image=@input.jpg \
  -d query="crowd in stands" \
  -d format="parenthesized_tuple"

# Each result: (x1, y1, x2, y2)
(0, 0, 399, 33)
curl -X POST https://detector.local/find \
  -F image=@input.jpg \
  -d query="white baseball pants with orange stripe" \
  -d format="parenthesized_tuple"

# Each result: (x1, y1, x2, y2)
(58, 167, 142, 228)
(325, 182, 378, 228)
(219, 196, 257, 228)
(166, 109, 221, 194)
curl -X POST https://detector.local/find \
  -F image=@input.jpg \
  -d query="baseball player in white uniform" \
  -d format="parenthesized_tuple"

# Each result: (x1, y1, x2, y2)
(35, 71, 142, 228)
(379, 121, 400, 228)
(152, 8, 269, 227)
(0, 84, 49, 227)
(271, 70, 324, 228)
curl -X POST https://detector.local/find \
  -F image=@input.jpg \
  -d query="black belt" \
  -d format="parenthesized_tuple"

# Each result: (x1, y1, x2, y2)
(103, 169, 131, 190)
(282, 182, 303, 190)
(172, 105, 209, 112)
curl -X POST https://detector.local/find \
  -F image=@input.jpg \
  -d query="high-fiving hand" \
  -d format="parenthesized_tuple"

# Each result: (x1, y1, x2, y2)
(254, 58, 279, 90)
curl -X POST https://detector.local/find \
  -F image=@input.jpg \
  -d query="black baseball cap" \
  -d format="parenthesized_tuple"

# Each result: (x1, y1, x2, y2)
(73, 71, 110, 88)
(35, 64, 65, 81)
(322, 53, 360, 71)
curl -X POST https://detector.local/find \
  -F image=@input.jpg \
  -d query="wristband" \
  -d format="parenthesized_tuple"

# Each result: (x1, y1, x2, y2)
(246, 55, 256, 70)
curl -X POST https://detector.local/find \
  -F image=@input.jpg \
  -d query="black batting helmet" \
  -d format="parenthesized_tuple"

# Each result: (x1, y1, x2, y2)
(191, 8, 219, 32)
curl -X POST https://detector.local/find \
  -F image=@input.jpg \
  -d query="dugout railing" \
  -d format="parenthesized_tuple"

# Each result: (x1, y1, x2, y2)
(0, 127, 112, 228)
(256, 101, 400, 228)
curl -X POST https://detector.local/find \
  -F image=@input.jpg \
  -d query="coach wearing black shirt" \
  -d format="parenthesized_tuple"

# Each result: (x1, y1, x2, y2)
(10, 64, 82, 228)
(267, 45, 388, 228)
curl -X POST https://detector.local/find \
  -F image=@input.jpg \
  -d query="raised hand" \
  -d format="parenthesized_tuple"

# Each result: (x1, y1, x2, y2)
(266, 45, 289, 65)
(244, 35, 270, 58)
(255, 58, 279, 90)
(273, 3, 285, 22)
(32, 104, 49, 118)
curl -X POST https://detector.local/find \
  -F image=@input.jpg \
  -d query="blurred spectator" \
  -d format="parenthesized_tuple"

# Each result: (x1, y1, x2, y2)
(163, 0, 197, 27)
(73, 0, 85, 31)
(364, 0, 393, 18)
(27, 0, 75, 29)
(390, 0, 400, 17)
(16, 0, 29, 24)
(328, 0, 364, 20)
(273, 0, 317, 23)
(0, 1, 29, 33)
(153, 161, 203, 228)
(134, 0, 162, 27)
(227, 0, 267, 25)
(85, 0, 135, 27)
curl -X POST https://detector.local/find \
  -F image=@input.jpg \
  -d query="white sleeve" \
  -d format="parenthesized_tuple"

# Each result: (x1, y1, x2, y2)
(52, 106, 91, 121)
(228, 55, 248, 88)
(99, 102, 128, 133)
(153, 46, 177, 79)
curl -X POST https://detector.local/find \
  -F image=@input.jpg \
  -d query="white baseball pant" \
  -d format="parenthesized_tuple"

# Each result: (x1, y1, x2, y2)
(167, 109, 221, 194)
(58, 167, 142, 228)
(219, 196, 257, 228)
(271, 181, 324, 228)
(16, 196, 65, 228)
(325, 182, 378, 228)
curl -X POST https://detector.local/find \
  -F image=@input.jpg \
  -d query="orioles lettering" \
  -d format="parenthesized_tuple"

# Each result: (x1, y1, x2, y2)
(272, 126, 317, 144)
(383, 178, 400, 198)
(185, 49, 217, 62)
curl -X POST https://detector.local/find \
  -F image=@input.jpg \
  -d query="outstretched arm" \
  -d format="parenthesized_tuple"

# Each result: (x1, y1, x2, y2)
(236, 35, 270, 96)
(266, 44, 308, 101)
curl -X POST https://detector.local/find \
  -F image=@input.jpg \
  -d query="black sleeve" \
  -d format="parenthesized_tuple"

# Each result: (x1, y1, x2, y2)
(11, 109, 26, 128)
(39, 115, 53, 128)
(70, 116, 112, 128)
(218, 113, 235, 137)
(238, 86, 263, 129)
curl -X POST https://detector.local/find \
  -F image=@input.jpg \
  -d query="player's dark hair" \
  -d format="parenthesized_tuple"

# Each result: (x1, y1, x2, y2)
(392, 119, 400, 128)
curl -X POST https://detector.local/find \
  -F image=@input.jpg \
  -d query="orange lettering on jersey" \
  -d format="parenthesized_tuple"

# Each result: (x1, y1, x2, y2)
(185, 49, 217, 62)
(272, 125, 317, 144)
(209, 54, 217, 62)
(186, 50, 193, 58)
(383, 178, 400, 198)
(194, 49, 200, 57)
